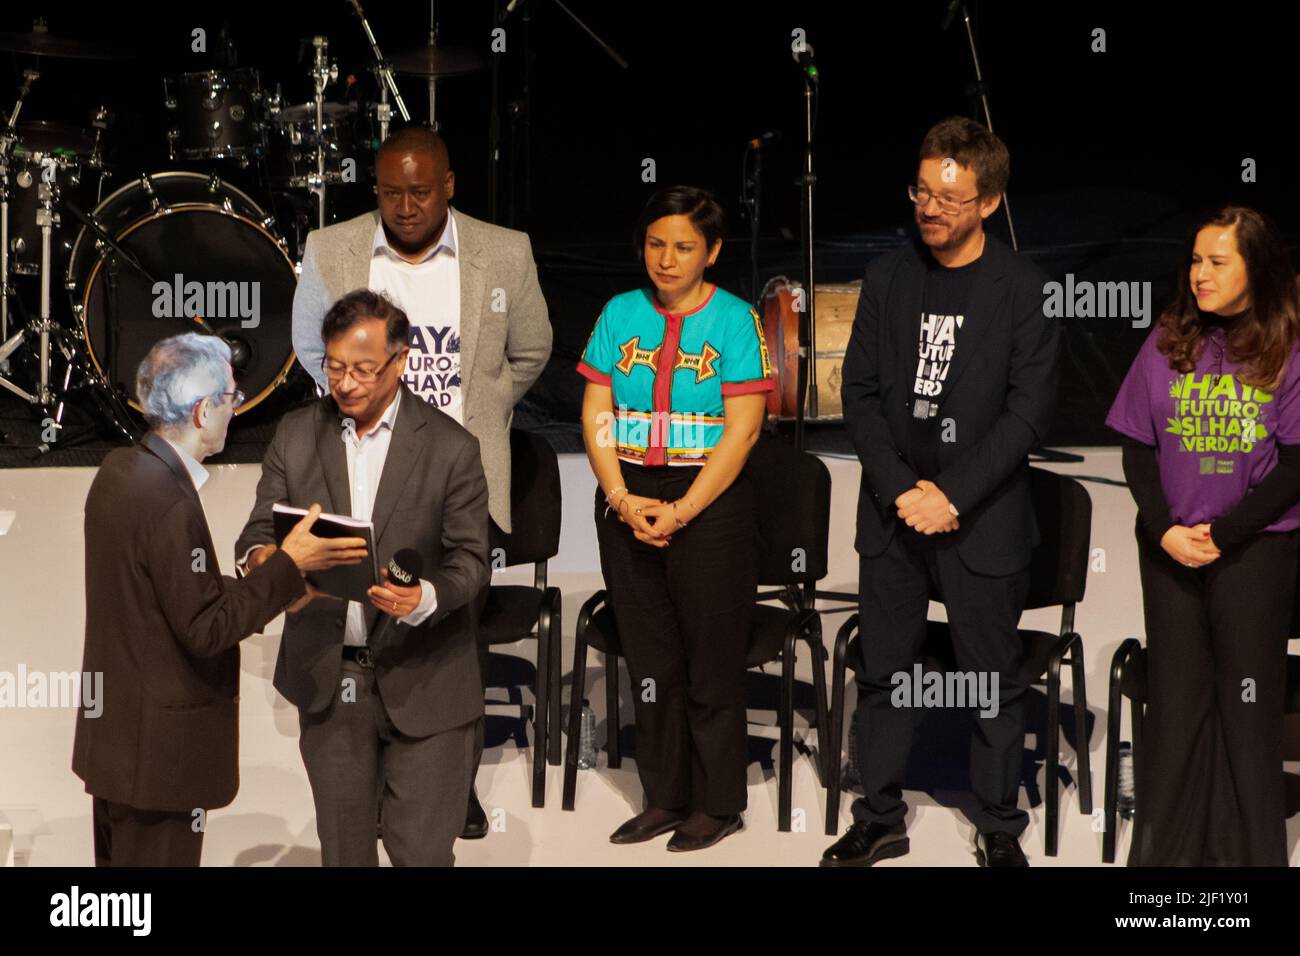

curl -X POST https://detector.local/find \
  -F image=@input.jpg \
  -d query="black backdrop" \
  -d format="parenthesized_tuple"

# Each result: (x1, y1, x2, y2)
(1, 0, 1295, 459)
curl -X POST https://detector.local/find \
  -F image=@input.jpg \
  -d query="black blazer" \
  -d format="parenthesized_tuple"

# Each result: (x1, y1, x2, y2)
(841, 234, 1060, 576)
(72, 433, 306, 812)
(234, 385, 490, 738)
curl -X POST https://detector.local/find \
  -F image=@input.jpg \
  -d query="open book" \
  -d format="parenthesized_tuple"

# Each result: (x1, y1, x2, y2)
(272, 503, 379, 603)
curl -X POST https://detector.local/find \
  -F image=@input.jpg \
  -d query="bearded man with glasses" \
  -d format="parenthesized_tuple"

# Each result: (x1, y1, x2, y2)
(823, 117, 1060, 868)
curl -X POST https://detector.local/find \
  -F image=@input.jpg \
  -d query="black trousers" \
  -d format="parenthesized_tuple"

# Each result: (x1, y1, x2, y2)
(853, 534, 1031, 836)
(1130, 524, 1296, 866)
(92, 796, 203, 867)
(594, 464, 756, 816)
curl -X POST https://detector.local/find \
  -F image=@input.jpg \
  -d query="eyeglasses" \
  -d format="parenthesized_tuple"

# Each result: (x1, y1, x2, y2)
(220, 389, 246, 409)
(907, 184, 981, 216)
(321, 349, 404, 384)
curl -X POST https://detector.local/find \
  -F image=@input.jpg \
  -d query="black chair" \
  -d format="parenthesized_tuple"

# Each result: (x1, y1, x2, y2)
(1103, 641, 1300, 863)
(825, 467, 1094, 856)
(562, 432, 834, 831)
(478, 429, 563, 808)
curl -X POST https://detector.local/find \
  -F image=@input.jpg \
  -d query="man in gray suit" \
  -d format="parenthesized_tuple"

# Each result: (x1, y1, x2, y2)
(291, 126, 551, 836)
(239, 290, 489, 866)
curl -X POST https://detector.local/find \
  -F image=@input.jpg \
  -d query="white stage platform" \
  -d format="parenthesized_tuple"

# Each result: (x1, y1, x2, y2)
(2, 448, 1298, 866)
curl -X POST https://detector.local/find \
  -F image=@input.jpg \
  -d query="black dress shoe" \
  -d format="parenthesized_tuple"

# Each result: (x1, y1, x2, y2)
(666, 812, 743, 852)
(820, 821, 909, 867)
(609, 807, 688, 844)
(461, 789, 488, 840)
(975, 831, 1028, 867)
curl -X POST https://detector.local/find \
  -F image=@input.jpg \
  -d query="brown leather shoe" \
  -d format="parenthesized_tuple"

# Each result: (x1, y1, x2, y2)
(609, 807, 688, 844)
(666, 811, 743, 852)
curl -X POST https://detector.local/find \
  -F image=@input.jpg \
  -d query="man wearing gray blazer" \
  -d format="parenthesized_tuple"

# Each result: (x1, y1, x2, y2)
(239, 290, 490, 866)
(291, 127, 551, 836)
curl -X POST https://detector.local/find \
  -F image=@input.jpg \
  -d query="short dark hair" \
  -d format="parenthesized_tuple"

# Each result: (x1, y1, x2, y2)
(918, 116, 1010, 199)
(634, 186, 725, 256)
(321, 289, 410, 350)
(376, 125, 450, 170)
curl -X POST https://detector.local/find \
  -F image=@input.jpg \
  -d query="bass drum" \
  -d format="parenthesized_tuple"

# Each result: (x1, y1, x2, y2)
(65, 171, 297, 416)
(760, 277, 860, 421)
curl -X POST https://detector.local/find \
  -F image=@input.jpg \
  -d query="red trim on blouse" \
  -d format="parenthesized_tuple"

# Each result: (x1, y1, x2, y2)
(721, 378, 776, 396)
(646, 313, 685, 466)
(649, 283, 717, 318)
(577, 360, 612, 386)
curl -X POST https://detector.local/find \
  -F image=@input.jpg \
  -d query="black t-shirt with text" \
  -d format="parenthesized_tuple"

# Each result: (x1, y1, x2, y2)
(903, 252, 981, 545)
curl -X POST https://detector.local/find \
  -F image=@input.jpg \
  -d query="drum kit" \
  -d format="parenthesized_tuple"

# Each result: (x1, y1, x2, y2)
(0, 15, 487, 448)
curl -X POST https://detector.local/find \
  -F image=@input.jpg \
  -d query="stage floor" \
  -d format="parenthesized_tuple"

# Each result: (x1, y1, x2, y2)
(3, 448, 1298, 867)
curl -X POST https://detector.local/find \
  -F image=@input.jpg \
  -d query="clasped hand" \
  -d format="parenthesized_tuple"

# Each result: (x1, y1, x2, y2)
(895, 480, 959, 535)
(1160, 523, 1220, 568)
(612, 492, 680, 549)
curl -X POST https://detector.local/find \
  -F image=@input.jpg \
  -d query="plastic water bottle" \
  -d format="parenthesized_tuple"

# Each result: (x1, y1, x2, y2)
(577, 699, 598, 769)
(1117, 741, 1135, 818)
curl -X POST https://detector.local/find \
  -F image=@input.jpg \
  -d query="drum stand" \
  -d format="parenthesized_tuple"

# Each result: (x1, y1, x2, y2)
(307, 37, 337, 230)
(0, 68, 37, 374)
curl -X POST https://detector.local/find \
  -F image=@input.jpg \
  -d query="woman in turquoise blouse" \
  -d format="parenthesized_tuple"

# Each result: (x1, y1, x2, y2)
(578, 186, 773, 851)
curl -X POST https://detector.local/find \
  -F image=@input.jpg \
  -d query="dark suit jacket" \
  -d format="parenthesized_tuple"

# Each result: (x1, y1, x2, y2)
(72, 433, 306, 812)
(234, 385, 489, 738)
(841, 234, 1060, 576)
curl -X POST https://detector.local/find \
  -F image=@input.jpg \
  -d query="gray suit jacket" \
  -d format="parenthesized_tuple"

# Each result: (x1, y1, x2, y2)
(234, 385, 489, 738)
(291, 207, 552, 533)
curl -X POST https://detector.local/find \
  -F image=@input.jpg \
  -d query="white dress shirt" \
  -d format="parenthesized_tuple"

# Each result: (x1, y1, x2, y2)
(370, 211, 463, 424)
(162, 437, 210, 492)
(340, 388, 438, 646)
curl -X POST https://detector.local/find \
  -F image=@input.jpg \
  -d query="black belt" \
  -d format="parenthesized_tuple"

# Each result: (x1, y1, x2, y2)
(341, 645, 374, 668)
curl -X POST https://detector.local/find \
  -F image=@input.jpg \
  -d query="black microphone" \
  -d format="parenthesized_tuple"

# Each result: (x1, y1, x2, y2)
(747, 131, 782, 151)
(370, 548, 424, 649)
(792, 43, 818, 84)
(941, 0, 964, 31)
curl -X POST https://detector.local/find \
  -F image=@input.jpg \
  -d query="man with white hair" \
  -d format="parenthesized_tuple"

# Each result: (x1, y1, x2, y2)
(72, 332, 368, 866)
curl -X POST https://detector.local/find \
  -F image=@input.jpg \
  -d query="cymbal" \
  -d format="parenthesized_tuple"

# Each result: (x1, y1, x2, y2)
(389, 45, 488, 78)
(0, 23, 128, 60)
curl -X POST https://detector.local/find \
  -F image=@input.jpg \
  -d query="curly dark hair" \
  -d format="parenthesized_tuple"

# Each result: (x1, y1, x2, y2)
(1156, 205, 1300, 391)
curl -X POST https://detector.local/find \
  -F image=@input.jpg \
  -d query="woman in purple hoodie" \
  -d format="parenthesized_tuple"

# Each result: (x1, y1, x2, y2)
(1107, 205, 1300, 866)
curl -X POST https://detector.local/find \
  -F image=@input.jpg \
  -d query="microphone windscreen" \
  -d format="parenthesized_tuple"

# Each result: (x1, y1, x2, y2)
(387, 548, 423, 588)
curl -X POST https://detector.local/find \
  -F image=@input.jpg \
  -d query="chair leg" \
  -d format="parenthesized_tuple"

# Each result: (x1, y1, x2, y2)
(532, 604, 551, 809)
(778, 628, 796, 832)
(825, 615, 855, 836)
(805, 617, 831, 786)
(605, 653, 622, 769)
(1102, 671, 1122, 863)
(548, 590, 563, 766)
(1069, 635, 1093, 814)
(562, 627, 589, 812)
(1044, 654, 1064, 857)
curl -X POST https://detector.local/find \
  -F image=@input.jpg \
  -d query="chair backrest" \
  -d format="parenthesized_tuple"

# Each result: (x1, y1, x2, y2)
(746, 431, 832, 587)
(1024, 467, 1092, 610)
(486, 429, 562, 569)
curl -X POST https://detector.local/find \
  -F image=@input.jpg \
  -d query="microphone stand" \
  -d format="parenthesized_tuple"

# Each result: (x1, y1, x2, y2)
(740, 141, 764, 309)
(348, 0, 411, 136)
(502, 0, 628, 226)
(950, 0, 1017, 251)
(794, 62, 818, 449)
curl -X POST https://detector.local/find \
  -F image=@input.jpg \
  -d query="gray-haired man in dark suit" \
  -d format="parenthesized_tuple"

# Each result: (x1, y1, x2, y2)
(74, 333, 365, 866)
